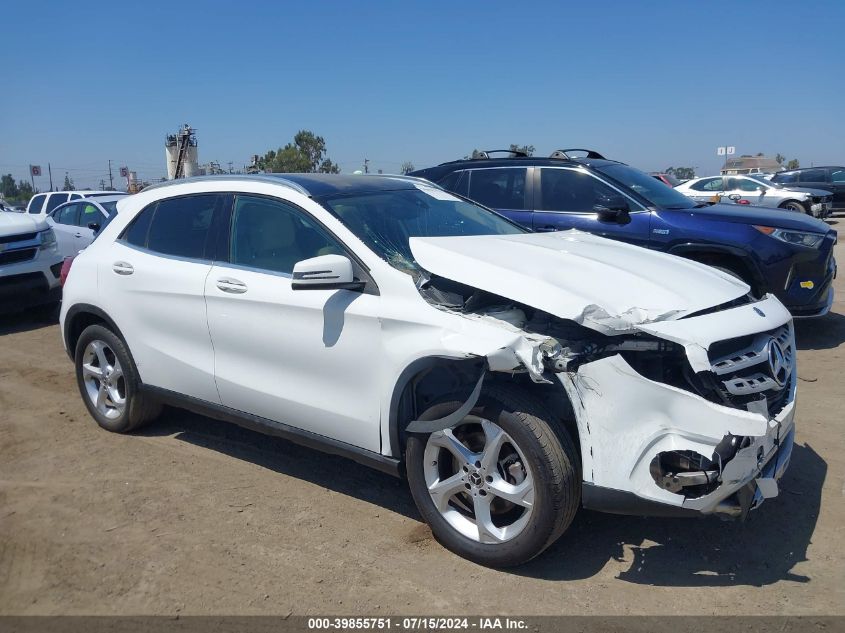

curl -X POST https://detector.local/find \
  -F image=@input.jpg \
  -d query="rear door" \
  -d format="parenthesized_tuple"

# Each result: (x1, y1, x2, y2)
(465, 167, 533, 228)
(98, 193, 226, 403)
(50, 203, 82, 258)
(531, 167, 651, 247)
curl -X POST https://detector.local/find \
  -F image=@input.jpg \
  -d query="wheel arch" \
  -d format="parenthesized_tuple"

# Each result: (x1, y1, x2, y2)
(387, 356, 580, 465)
(64, 303, 128, 361)
(668, 243, 767, 294)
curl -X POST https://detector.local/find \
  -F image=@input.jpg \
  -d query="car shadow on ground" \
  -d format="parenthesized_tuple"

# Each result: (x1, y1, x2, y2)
(0, 306, 59, 336)
(138, 407, 421, 520)
(140, 408, 825, 588)
(794, 310, 845, 350)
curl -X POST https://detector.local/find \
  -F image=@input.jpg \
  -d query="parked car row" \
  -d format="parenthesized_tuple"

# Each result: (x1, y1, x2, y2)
(409, 149, 837, 318)
(674, 174, 833, 218)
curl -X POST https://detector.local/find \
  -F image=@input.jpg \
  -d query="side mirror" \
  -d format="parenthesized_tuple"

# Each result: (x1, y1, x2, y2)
(594, 195, 630, 223)
(87, 222, 101, 232)
(291, 254, 365, 291)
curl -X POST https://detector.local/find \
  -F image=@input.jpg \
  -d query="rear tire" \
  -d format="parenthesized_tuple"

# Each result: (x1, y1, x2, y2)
(74, 324, 161, 433)
(405, 386, 580, 567)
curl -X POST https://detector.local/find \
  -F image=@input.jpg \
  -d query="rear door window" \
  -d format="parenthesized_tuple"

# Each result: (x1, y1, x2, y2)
(145, 194, 222, 260)
(689, 177, 724, 191)
(54, 203, 80, 226)
(45, 193, 70, 215)
(799, 169, 827, 183)
(467, 168, 528, 209)
(773, 172, 797, 184)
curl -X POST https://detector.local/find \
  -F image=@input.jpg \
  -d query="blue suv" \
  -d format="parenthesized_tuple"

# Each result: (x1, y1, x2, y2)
(411, 150, 837, 317)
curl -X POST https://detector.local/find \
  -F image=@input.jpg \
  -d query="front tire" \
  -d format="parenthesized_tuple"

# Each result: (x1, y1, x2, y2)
(74, 324, 161, 433)
(779, 200, 808, 214)
(405, 387, 580, 567)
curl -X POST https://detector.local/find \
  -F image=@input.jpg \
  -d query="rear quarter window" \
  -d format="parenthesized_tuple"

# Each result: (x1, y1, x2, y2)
(28, 194, 46, 214)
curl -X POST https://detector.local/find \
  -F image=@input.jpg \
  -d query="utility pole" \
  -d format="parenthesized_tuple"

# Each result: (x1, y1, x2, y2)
(48, 163, 54, 191)
(363, 158, 369, 174)
(108, 160, 114, 190)
(29, 165, 35, 191)
(99, 179, 106, 190)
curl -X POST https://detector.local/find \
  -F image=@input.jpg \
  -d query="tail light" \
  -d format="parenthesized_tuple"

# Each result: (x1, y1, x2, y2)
(60, 256, 75, 286)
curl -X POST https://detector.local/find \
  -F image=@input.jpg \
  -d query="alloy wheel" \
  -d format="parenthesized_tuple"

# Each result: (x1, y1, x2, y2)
(81, 340, 126, 420)
(423, 416, 534, 544)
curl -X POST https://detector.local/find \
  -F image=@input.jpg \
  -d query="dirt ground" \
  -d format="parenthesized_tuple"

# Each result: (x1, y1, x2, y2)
(1, 233, 843, 617)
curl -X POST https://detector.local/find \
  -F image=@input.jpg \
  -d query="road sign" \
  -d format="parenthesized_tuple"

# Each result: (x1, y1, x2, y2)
(30, 165, 41, 176)
(727, 146, 735, 155)
(717, 147, 725, 156)
(119, 166, 128, 178)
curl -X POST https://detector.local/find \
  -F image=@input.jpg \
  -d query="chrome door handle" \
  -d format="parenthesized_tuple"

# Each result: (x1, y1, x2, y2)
(216, 277, 247, 294)
(112, 261, 134, 275)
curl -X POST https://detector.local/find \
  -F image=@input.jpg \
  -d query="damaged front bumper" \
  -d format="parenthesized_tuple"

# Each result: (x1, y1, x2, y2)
(562, 297, 797, 520)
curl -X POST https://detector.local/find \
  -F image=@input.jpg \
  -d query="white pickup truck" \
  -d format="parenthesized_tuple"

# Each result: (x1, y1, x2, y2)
(0, 211, 63, 314)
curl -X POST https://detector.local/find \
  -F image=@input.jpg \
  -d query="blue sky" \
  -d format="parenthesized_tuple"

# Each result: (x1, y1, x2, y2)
(2, 1, 844, 190)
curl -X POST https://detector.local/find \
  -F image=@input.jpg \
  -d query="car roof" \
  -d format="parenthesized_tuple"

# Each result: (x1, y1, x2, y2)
(409, 155, 625, 181)
(142, 173, 437, 198)
(776, 166, 842, 174)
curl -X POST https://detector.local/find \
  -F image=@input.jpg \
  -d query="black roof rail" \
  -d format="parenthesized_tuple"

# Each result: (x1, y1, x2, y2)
(550, 148, 606, 160)
(471, 149, 530, 159)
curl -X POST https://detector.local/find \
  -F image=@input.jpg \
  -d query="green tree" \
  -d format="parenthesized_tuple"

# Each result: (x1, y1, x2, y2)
(400, 161, 415, 175)
(16, 180, 34, 201)
(775, 153, 786, 165)
(261, 130, 340, 173)
(666, 166, 696, 180)
(786, 158, 800, 170)
(62, 173, 75, 191)
(1, 174, 19, 198)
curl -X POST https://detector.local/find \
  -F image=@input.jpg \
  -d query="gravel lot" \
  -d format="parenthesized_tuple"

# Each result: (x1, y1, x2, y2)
(1, 231, 843, 616)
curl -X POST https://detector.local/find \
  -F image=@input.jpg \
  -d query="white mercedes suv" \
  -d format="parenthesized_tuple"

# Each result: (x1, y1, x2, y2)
(60, 174, 797, 566)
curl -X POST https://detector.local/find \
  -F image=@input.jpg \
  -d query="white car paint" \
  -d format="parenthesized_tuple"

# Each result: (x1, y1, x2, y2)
(675, 175, 833, 217)
(25, 190, 127, 218)
(0, 212, 62, 311)
(47, 195, 126, 258)
(60, 176, 797, 520)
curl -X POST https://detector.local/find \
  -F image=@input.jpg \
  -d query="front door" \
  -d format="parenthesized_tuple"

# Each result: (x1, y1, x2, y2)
(204, 194, 384, 452)
(531, 167, 651, 247)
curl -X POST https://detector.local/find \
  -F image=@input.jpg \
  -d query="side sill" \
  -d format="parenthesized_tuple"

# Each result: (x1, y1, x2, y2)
(140, 384, 402, 478)
(582, 483, 702, 518)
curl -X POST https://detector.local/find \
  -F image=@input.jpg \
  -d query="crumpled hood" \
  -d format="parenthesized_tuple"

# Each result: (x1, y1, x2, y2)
(410, 230, 750, 333)
(0, 212, 47, 238)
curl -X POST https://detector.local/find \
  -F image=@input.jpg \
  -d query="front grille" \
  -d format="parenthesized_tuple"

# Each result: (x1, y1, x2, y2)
(707, 324, 794, 417)
(0, 232, 37, 245)
(0, 248, 37, 265)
